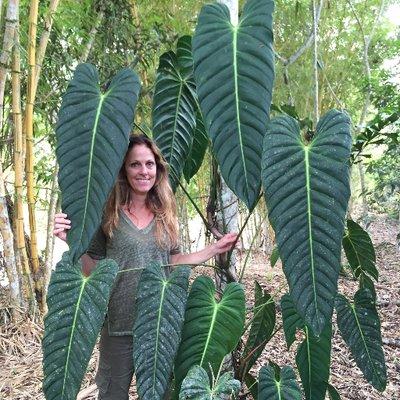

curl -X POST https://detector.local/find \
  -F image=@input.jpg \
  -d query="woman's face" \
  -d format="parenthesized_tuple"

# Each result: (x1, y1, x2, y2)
(124, 144, 157, 195)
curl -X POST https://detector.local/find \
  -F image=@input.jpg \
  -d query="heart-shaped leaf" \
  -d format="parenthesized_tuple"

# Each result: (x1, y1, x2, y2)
(335, 289, 387, 391)
(193, 0, 275, 209)
(133, 263, 191, 400)
(174, 276, 245, 393)
(262, 110, 352, 335)
(42, 254, 118, 400)
(56, 64, 140, 262)
(258, 364, 302, 400)
(152, 36, 197, 190)
(179, 365, 240, 400)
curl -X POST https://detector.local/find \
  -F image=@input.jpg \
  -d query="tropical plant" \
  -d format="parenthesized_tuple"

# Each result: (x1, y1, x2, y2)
(42, 63, 141, 399)
(41, 0, 389, 399)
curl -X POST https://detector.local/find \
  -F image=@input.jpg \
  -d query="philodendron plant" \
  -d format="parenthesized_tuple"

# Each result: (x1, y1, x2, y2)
(42, 64, 141, 400)
(42, 0, 387, 399)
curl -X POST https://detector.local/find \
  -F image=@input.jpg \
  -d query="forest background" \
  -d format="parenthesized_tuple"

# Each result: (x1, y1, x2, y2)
(0, 0, 399, 399)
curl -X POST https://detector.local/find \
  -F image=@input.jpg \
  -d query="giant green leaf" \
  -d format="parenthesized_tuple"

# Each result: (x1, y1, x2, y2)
(335, 289, 387, 391)
(133, 263, 190, 400)
(183, 109, 209, 183)
(258, 364, 302, 400)
(342, 219, 378, 281)
(281, 293, 304, 349)
(192, 0, 275, 210)
(56, 64, 140, 263)
(174, 276, 245, 393)
(152, 35, 197, 191)
(179, 365, 240, 400)
(296, 325, 332, 400)
(42, 253, 118, 400)
(262, 110, 352, 335)
(242, 281, 275, 373)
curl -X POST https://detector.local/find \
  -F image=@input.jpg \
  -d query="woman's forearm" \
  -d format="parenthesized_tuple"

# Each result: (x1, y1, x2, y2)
(171, 244, 217, 265)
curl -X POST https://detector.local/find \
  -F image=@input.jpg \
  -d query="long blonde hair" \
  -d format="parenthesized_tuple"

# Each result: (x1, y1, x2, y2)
(103, 134, 179, 248)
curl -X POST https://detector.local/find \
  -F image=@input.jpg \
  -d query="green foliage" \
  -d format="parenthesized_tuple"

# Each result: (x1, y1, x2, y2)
(242, 282, 275, 374)
(133, 263, 191, 400)
(152, 36, 197, 190)
(42, 254, 118, 400)
(327, 383, 342, 400)
(296, 325, 332, 400)
(270, 246, 280, 268)
(258, 363, 302, 400)
(174, 277, 245, 393)
(366, 146, 400, 216)
(192, 0, 275, 209)
(179, 365, 240, 400)
(183, 110, 209, 183)
(342, 220, 378, 280)
(335, 289, 387, 391)
(281, 293, 304, 349)
(56, 64, 140, 263)
(262, 110, 352, 335)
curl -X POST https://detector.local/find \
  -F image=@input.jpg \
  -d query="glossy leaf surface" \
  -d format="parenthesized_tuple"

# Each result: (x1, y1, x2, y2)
(258, 364, 302, 400)
(42, 254, 118, 400)
(133, 263, 190, 400)
(56, 64, 140, 262)
(152, 36, 197, 190)
(193, 0, 275, 209)
(335, 289, 387, 391)
(174, 277, 245, 392)
(342, 219, 378, 280)
(179, 365, 240, 400)
(262, 110, 352, 335)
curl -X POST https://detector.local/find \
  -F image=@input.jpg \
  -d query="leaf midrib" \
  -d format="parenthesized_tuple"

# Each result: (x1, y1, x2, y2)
(304, 145, 319, 328)
(152, 280, 168, 395)
(232, 23, 250, 200)
(61, 276, 88, 397)
(76, 92, 108, 258)
(200, 300, 219, 367)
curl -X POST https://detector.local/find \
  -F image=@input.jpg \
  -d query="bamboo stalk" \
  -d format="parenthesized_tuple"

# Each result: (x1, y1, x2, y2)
(12, 17, 33, 309)
(0, 0, 18, 134)
(32, 0, 60, 100)
(25, 0, 39, 274)
(79, 10, 104, 63)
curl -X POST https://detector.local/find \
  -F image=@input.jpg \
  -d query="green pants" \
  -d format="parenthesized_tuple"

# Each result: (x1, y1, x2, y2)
(95, 327, 134, 400)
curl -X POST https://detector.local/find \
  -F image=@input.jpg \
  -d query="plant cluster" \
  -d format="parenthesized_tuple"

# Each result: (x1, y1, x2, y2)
(42, 0, 387, 399)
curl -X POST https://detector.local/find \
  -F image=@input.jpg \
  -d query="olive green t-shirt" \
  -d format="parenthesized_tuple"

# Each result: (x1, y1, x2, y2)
(87, 210, 179, 336)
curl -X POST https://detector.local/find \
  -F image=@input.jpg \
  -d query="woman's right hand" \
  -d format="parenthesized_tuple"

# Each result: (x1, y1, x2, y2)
(54, 213, 71, 242)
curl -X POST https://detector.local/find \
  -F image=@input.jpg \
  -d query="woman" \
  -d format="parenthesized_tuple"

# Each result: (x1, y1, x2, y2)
(54, 134, 237, 400)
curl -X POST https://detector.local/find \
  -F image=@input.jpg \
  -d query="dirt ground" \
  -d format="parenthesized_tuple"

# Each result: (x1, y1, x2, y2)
(0, 215, 399, 399)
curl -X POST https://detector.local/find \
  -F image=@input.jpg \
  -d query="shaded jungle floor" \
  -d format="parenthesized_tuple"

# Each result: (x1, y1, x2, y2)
(0, 215, 399, 399)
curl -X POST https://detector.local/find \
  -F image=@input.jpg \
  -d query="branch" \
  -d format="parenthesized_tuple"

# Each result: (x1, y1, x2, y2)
(275, 0, 324, 67)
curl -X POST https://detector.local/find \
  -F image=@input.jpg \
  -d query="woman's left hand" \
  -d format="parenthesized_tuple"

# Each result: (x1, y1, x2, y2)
(213, 232, 238, 254)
